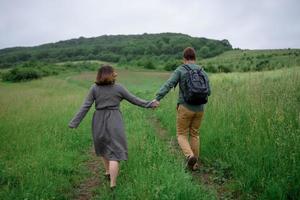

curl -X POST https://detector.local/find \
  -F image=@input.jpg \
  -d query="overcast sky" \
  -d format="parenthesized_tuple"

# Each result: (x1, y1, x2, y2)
(0, 0, 299, 49)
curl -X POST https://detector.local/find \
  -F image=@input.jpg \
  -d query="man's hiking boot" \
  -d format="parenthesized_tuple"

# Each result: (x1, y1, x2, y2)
(192, 162, 199, 171)
(186, 156, 197, 170)
(110, 186, 116, 192)
(104, 173, 110, 181)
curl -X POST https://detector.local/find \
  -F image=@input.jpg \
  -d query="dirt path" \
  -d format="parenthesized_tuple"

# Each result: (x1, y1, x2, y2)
(64, 76, 104, 200)
(149, 116, 240, 200)
(73, 148, 103, 200)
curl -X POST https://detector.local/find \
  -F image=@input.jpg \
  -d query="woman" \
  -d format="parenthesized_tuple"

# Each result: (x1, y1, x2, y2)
(68, 65, 157, 190)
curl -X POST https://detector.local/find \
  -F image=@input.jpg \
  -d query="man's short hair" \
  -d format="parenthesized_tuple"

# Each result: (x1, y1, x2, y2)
(183, 47, 196, 60)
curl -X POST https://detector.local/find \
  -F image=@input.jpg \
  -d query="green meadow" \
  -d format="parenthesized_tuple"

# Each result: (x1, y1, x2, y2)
(154, 68, 300, 199)
(0, 66, 299, 199)
(200, 49, 300, 73)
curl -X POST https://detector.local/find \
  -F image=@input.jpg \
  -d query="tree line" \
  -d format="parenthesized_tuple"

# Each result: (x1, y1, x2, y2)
(0, 33, 232, 69)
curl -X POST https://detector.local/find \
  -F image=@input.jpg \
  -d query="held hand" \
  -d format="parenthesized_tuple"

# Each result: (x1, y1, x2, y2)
(150, 99, 160, 109)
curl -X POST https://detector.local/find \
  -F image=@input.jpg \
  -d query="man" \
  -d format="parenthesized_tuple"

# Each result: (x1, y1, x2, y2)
(155, 47, 211, 170)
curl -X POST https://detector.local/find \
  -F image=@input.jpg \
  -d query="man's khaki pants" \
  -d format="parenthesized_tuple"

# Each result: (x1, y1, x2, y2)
(176, 104, 204, 159)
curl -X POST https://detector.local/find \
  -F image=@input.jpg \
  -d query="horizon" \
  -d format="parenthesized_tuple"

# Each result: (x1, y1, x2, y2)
(0, 32, 299, 51)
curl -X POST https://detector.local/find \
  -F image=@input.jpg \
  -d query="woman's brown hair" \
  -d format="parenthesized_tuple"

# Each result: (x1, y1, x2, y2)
(183, 47, 196, 61)
(95, 65, 117, 85)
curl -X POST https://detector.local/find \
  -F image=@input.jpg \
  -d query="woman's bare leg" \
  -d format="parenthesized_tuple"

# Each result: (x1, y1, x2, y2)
(101, 157, 109, 175)
(109, 161, 119, 187)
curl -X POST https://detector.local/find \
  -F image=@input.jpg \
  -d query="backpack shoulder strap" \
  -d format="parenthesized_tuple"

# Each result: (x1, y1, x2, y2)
(182, 64, 192, 71)
(173, 64, 189, 90)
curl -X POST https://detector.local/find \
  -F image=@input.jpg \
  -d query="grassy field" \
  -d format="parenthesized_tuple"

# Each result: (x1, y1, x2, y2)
(68, 70, 215, 199)
(0, 69, 215, 199)
(0, 66, 299, 199)
(0, 77, 98, 199)
(201, 49, 300, 73)
(154, 67, 300, 199)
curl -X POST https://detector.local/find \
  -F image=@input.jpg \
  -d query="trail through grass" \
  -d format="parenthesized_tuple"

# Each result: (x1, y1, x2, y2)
(148, 115, 236, 200)
(69, 70, 216, 199)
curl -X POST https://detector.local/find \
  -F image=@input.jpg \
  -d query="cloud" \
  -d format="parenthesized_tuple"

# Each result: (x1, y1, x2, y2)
(0, 0, 299, 49)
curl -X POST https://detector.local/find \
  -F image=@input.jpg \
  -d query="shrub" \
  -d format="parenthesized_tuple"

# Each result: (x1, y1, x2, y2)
(164, 60, 181, 71)
(218, 65, 232, 73)
(38, 67, 59, 76)
(144, 60, 156, 69)
(255, 60, 270, 71)
(205, 64, 218, 73)
(118, 56, 128, 65)
(1, 61, 100, 82)
(2, 67, 42, 82)
(98, 53, 120, 62)
(242, 65, 252, 72)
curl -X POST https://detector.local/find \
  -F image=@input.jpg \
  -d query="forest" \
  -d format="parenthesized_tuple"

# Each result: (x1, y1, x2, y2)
(0, 33, 232, 68)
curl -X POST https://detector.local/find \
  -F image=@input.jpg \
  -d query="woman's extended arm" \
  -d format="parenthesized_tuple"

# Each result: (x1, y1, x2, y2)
(119, 85, 152, 108)
(69, 85, 95, 128)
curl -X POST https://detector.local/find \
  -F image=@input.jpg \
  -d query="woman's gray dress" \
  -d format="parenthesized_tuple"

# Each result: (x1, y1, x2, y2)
(69, 83, 151, 161)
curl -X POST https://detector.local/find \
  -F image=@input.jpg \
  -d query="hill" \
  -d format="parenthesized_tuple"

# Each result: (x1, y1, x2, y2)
(201, 49, 300, 73)
(0, 33, 232, 68)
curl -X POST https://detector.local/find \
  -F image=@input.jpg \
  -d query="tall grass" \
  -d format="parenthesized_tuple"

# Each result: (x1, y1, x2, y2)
(72, 70, 216, 199)
(201, 49, 300, 72)
(96, 105, 215, 200)
(0, 78, 93, 199)
(155, 67, 300, 199)
(1, 67, 299, 199)
(0, 70, 216, 199)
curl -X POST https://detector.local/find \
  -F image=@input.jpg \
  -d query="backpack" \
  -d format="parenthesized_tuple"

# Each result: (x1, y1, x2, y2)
(179, 65, 209, 105)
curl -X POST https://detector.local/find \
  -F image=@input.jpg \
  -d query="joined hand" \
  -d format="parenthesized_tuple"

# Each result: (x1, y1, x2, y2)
(150, 99, 160, 109)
